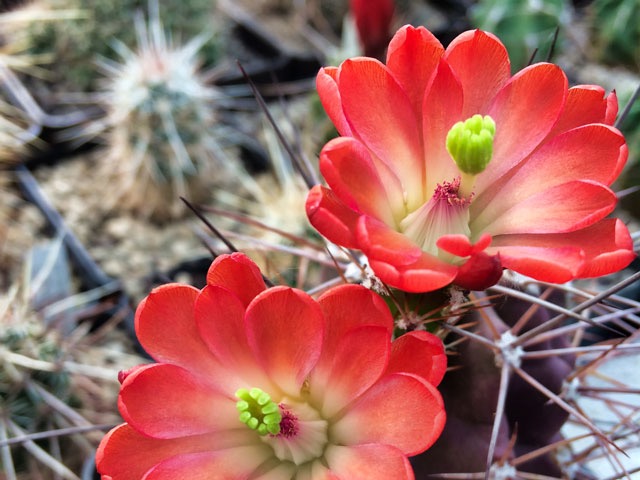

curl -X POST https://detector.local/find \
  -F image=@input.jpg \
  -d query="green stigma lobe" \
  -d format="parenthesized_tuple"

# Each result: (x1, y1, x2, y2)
(446, 114, 496, 175)
(235, 387, 282, 436)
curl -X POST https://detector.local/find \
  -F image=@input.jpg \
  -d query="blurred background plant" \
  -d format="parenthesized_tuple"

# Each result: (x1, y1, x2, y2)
(0, 250, 144, 479)
(71, 3, 234, 221)
(589, 0, 639, 68)
(470, 0, 572, 70)
(12, 0, 220, 96)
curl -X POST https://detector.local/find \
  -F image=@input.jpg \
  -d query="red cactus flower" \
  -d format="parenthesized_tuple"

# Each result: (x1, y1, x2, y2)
(307, 25, 634, 293)
(350, 0, 395, 59)
(96, 253, 447, 479)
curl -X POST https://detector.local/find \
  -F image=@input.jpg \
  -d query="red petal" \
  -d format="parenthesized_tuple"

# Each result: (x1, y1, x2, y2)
(454, 251, 503, 291)
(119, 364, 238, 438)
(142, 447, 273, 480)
(315, 283, 393, 375)
(548, 85, 619, 137)
(317, 67, 352, 136)
(337, 58, 425, 210)
(244, 287, 324, 396)
(444, 29, 511, 116)
(604, 90, 619, 125)
(325, 444, 415, 480)
(311, 326, 390, 418)
(472, 123, 628, 226)
(576, 219, 635, 278)
(436, 233, 492, 258)
(306, 185, 360, 248)
(206, 253, 266, 307)
(351, 0, 394, 58)
(387, 331, 447, 386)
(368, 253, 458, 293)
(96, 424, 251, 480)
(491, 220, 634, 282)
(356, 216, 423, 265)
(195, 285, 272, 390)
(386, 25, 444, 117)
(488, 241, 584, 283)
(476, 63, 567, 196)
(134, 285, 221, 378)
(482, 180, 616, 235)
(320, 137, 401, 224)
(422, 58, 464, 195)
(333, 372, 446, 455)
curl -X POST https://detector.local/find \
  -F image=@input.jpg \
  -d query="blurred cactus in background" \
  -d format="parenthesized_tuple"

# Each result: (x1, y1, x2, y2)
(589, 0, 640, 68)
(83, 5, 228, 220)
(470, 0, 572, 70)
(16, 0, 219, 94)
(0, 255, 143, 478)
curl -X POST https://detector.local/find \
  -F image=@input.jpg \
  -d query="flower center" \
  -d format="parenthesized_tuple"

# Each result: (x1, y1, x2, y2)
(236, 389, 329, 466)
(235, 387, 282, 436)
(262, 399, 329, 465)
(399, 177, 471, 261)
(446, 114, 496, 197)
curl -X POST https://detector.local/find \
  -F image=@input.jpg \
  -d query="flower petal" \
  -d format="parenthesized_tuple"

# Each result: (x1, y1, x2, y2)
(325, 444, 414, 480)
(245, 287, 324, 396)
(548, 85, 618, 137)
(472, 124, 628, 229)
(317, 283, 393, 353)
(386, 331, 447, 386)
(319, 137, 401, 225)
(422, 58, 464, 195)
(195, 285, 272, 390)
(141, 447, 273, 480)
(119, 363, 239, 438)
(357, 217, 458, 291)
(333, 372, 446, 455)
(134, 284, 221, 378)
(206, 252, 266, 307)
(444, 29, 511, 116)
(436, 233, 492, 258)
(337, 57, 425, 210)
(317, 67, 352, 136)
(368, 252, 458, 293)
(96, 424, 252, 480)
(475, 63, 567, 196)
(312, 325, 390, 418)
(356, 216, 423, 266)
(481, 180, 617, 235)
(306, 185, 360, 248)
(491, 219, 634, 280)
(574, 219, 635, 278)
(488, 242, 584, 283)
(386, 25, 444, 116)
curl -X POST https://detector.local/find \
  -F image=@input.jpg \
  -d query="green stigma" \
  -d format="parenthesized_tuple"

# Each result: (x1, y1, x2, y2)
(446, 114, 496, 175)
(235, 387, 282, 436)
